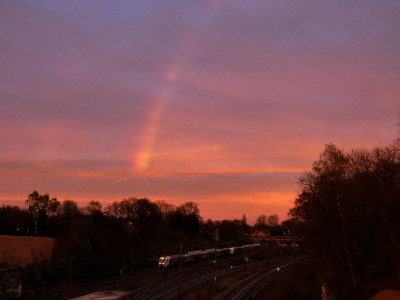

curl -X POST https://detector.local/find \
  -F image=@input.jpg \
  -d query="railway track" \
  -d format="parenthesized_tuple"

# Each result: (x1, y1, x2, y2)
(19, 268, 157, 300)
(133, 256, 301, 299)
(19, 255, 301, 299)
(215, 257, 298, 300)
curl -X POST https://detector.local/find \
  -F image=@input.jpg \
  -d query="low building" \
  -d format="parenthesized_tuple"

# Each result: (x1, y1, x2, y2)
(0, 235, 55, 268)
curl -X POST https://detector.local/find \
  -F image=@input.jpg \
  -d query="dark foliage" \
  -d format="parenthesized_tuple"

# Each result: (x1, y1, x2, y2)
(5, 191, 288, 287)
(0, 205, 34, 235)
(289, 143, 400, 299)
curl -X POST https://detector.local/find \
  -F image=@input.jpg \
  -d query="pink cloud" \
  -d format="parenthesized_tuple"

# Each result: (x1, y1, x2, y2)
(0, 1, 399, 221)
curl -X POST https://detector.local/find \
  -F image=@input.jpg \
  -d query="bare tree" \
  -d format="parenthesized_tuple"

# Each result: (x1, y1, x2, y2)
(267, 214, 279, 227)
(25, 190, 59, 236)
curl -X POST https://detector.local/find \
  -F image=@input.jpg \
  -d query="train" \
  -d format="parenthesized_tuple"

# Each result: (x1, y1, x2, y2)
(158, 243, 261, 268)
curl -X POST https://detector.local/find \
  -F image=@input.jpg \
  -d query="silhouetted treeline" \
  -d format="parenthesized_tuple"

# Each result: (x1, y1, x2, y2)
(0, 205, 33, 236)
(289, 141, 400, 299)
(1, 195, 285, 284)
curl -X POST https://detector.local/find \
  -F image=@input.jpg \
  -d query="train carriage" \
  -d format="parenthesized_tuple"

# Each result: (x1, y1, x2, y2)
(203, 248, 217, 259)
(187, 250, 203, 262)
(158, 254, 181, 268)
(234, 245, 245, 254)
(218, 247, 232, 256)
(158, 243, 261, 268)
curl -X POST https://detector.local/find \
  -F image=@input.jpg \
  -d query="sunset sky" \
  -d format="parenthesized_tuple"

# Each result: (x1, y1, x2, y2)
(1, 1, 399, 224)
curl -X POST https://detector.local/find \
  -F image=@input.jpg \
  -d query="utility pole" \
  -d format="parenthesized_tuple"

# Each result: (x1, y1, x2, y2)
(178, 242, 183, 299)
(122, 257, 126, 289)
(214, 241, 217, 282)
(130, 246, 133, 271)
(68, 258, 72, 299)
(337, 195, 357, 290)
(214, 228, 219, 282)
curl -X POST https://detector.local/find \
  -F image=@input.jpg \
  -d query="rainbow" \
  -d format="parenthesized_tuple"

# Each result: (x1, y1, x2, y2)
(135, 91, 169, 171)
(134, 4, 222, 172)
(135, 62, 186, 172)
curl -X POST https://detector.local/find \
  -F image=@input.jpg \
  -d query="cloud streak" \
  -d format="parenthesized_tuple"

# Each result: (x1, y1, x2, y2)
(1, 0, 399, 222)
